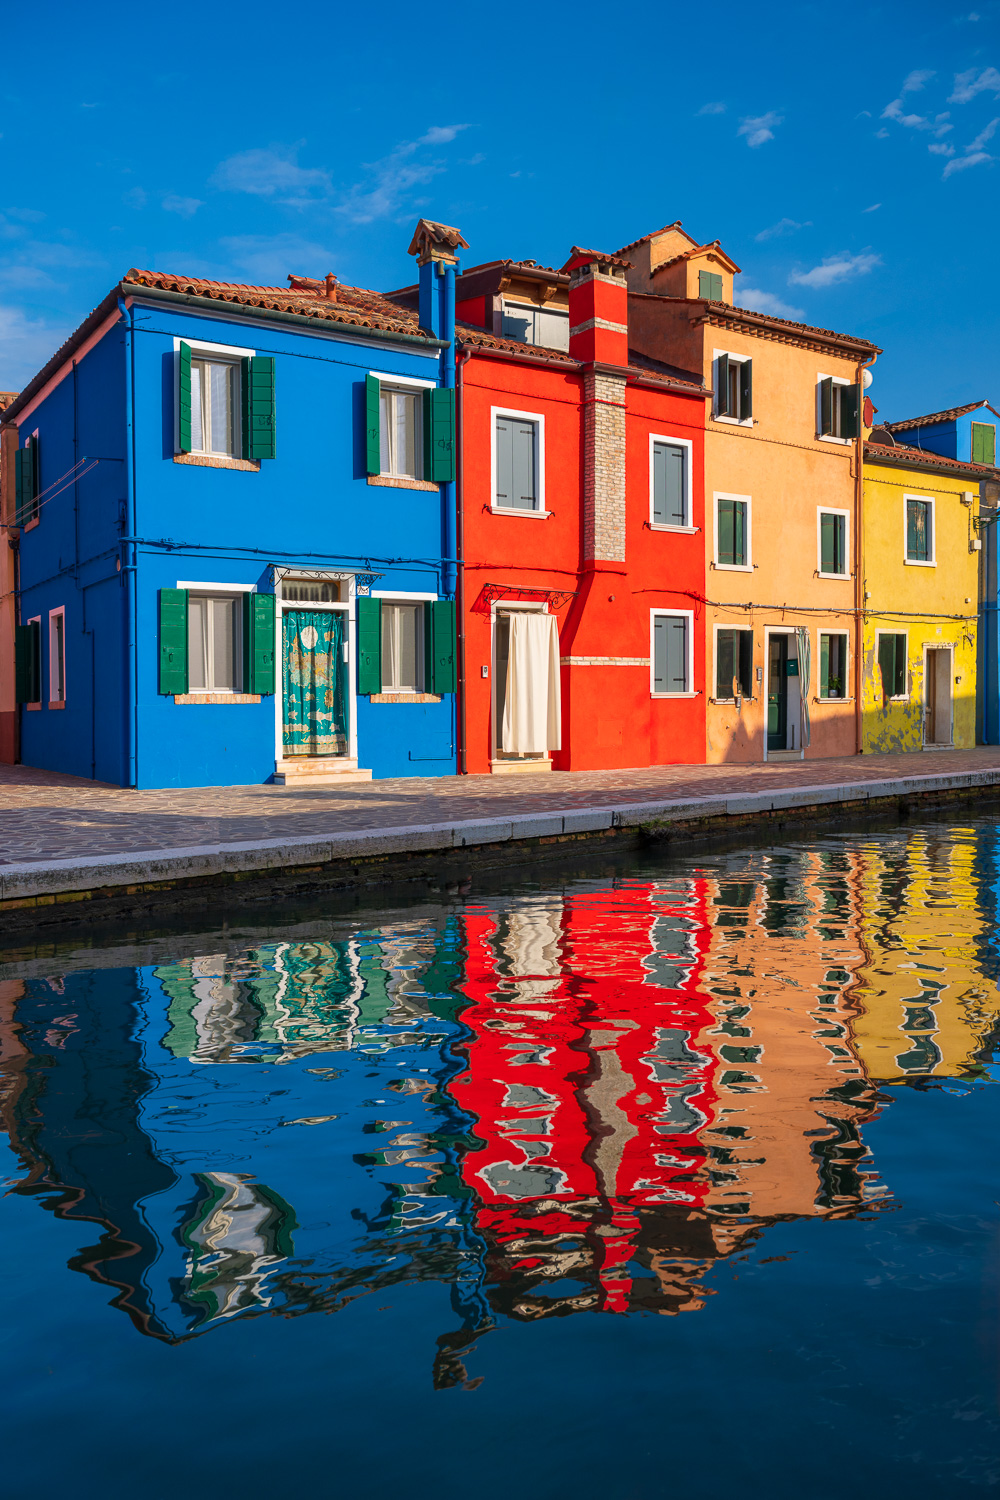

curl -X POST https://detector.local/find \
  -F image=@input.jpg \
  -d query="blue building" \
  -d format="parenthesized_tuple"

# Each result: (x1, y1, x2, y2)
(1, 219, 467, 787)
(878, 401, 1000, 745)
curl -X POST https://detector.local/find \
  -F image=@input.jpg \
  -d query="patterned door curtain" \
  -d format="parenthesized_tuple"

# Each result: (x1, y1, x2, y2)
(282, 609, 348, 757)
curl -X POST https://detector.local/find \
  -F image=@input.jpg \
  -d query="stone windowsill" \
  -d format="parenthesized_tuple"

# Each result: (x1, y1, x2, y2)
(368, 474, 440, 492)
(368, 692, 443, 703)
(175, 452, 261, 472)
(174, 692, 262, 704)
(48, 700, 65, 710)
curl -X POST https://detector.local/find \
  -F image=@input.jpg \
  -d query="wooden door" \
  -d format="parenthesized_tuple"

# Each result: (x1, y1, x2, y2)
(767, 636, 788, 751)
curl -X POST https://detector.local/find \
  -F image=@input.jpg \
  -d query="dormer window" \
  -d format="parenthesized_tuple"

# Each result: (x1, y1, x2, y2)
(699, 270, 723, 301)
(500, 300, 570, 352)
(972, 421, 996, 465)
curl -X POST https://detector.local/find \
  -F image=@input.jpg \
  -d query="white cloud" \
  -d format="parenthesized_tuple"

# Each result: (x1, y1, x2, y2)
(943, 150, 993, 177)
(6, 207, 44, 224)
(0, 303, 71, 390)
(123, 186, 147, 209)
(902, 69, 935, 93)
(697, 101, 725, 115)
(418, 124, 469, 145)
(335, 124, 469, 224)
(881, 98, 953, 135)
(929, 142, 956, 155)
(737, 111, 783, 147)
(755, 217, 810, 242)
(211, 146, 333, 207)
(969, 116, 1000, 151)
(217, 233, 341, 284)
(162, 194, 202, 218)
(950, 66, 1000, 103)
(788, 251, 881, 288)
(863, 202, 881, 211)
(734, 286, 804, 318)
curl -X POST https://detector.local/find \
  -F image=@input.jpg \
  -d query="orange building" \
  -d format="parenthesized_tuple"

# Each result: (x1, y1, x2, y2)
(620, 222, 880, 764)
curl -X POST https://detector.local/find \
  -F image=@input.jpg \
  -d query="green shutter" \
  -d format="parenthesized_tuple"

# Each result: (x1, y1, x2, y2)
(738, 630, 753, 697)
(426, 600, 456, 694)
(357, 595, 381, 693)
(365, 375, 381, 475)
(820, 512, 835, 573)
(423, 388, 455, 483)
(733, 500, 746, 565)
(840, 384, 859, 439)
(243, 356, 276, 461)
(716, 629, 735, 698)
(15, 441, 37, 527)
(972, 421, 996, 466)
(178, 341, 192, 453)
(820, 633, 830, 698)
(819, 378, 833, 436)
(716, 354, 730, 417)
(699, 270, 722, 301)
(739, 359, 752, 421)
(14, 621, 40, 703)
(159, 588, 188, 695)
(243, 591, 275, 695)
(718, 499, 734, 565)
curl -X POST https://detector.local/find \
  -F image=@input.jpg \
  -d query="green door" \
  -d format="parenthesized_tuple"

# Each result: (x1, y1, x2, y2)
(767, 635, 788, 751)
(282, 609, 348, 757)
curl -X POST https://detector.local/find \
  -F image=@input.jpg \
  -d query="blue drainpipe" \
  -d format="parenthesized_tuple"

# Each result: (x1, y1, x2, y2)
(117, 296, 137, 787)
(419, 256, 458, 597)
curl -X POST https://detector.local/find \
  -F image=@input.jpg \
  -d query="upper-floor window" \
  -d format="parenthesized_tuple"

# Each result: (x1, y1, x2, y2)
(500, 301, 570, 352)
(15, 433, 39, 526)
(380, 386, 423, 479)
(650, 436, 692, 528)
(699, 270, 723, 302)
(818, 509, 849, 577)
(716, 494, 751, 569)
(715, 353, 752, 422)
(972, 420, 996, 466)
(905, 496, 935, 565)
(178, 340, 276, 462)
(494, 409, 545, 514)
(818, 376, 858, 441)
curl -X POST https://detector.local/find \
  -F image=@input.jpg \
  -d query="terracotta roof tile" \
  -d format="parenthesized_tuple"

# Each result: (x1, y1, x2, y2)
(614, 222, 688, 256)
(702, 297, 880, 353)
(456, 322, 577, 361)
(125, 267, 437, 341)
(562, 246, 634, 271)
(884, 399, 998, 432)
(864, 440, 996, 478)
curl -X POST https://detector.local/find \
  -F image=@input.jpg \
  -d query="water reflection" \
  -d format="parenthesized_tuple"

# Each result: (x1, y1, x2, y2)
(2, 828, 999, 1372)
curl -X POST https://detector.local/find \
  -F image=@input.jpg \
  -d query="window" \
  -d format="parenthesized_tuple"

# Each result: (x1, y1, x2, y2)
(905, 496, 935, 564)
(716, 628, 753, 699)
(190, 358, 238, 457)
(819, 633, 848, 699)
(651, 437, 691, 527)
(716, 495, 750, 568)
(15, 616, 41, 705)
(380, 603, 424, 692)
(48, 608, 65, 704)
(818, 510, 849, 576)
(652, 612, 693, 696)
(972, 421, 996, 466)
(500, 301, 570, 352)
(699, 270, 723, 302)
(494, 411, 543, 512)
(380, 386, 423, 479)
(282, 579, 342, 604)
(188, 595, 243, 692)
(15, 434, 39, 526)
(715, 353, 752, 421)
(818, 377, 859, 439)
(878, 633, 907, 701)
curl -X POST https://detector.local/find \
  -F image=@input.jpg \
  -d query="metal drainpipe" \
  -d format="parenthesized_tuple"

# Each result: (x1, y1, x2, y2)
(117, 296, 137, 788)
(854, 357, 876, 756)
(440, 261, 459, 773)
(456, 348, 470, 773)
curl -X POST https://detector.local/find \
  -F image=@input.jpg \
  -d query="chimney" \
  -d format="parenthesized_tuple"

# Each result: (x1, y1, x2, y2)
(565, 247, 630, 366)
(407, 218, 469, 341)
(324, 273, 337, 302)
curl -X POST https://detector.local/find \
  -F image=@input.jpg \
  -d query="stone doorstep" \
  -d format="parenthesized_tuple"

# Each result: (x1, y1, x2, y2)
(273, 757, 373, 787)
(489, 759, 553, 775)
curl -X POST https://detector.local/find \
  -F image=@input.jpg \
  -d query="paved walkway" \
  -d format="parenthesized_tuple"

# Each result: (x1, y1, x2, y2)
(2, 748, 1000, 867)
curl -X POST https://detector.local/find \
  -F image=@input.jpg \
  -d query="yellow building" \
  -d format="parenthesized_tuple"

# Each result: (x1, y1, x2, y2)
(851, 830, 1000, 1081)
(862, 439, 992, 751)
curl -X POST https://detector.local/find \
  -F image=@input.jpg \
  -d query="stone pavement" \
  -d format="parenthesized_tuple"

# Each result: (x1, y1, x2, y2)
(2, 747, 1000, 867)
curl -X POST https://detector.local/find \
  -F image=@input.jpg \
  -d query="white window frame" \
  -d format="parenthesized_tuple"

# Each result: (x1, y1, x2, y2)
(377, 598, 428, 694)
(650, 608, 696, 699)
(186, 592, 245, 694)
(490, 406, 548, 517)
(649, 432, 696, 532)
(817, 630, 850, 700)
(904, 493, 936, 567)
(712, 622, 755, 703)
(712, 348, 752, 427)
(48, 606, 66, 704)
(876, 628, 909, 702)
(172, 336, 253, 458)
(713, 492, 753, 572)
(377, 378, 427, 481)
(816, 507, 851, 579)
(816, 373, 853, 445)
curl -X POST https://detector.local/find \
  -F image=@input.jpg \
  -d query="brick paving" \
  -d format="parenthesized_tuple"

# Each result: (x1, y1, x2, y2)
(2, 748, 999, 867)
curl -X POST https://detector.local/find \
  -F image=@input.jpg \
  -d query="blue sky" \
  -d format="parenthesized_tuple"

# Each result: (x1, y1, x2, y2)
(2, 0, 998, 421)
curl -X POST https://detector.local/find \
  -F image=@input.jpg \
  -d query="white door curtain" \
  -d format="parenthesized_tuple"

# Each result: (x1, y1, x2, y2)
(796, 626, 811, 750)
(501, 612, 562, 754)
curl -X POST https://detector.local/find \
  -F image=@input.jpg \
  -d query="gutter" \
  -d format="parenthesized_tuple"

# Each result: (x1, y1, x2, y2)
(117, 298, 138, 789)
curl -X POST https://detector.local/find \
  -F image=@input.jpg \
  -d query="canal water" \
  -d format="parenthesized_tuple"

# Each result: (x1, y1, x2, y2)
(2, 821, 1000, 1496)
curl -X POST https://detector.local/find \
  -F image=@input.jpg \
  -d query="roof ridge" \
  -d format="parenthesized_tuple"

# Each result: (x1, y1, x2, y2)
(884, 399, 997, 431)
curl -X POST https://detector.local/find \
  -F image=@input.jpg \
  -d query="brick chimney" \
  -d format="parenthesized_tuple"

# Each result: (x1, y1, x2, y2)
(564, 248, 631, 564)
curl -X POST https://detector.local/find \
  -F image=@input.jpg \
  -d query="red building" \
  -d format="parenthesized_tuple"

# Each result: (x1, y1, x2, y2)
(395, 233, 711, 775)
